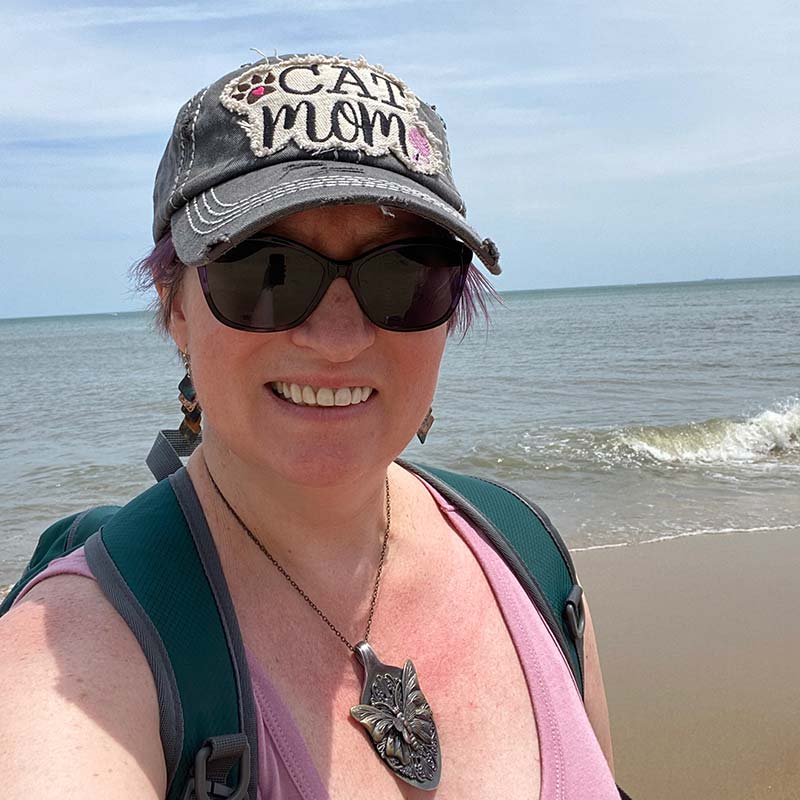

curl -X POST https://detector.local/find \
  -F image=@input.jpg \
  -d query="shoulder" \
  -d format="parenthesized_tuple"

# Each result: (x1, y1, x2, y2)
(0, 574, 166, 798)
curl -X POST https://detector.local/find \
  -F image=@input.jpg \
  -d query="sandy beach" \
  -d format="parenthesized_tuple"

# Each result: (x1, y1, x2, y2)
(574, 529, 800, 800)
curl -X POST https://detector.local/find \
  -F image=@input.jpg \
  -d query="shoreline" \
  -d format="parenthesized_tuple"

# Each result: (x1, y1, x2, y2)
(574, 528, 800, 799)
(570, 522, 800, 552)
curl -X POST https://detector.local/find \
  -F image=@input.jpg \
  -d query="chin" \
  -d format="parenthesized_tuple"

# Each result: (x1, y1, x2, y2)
(234, 429, 398, 489)
(203, 396, 419, 487)
(261, 448, 388, 489)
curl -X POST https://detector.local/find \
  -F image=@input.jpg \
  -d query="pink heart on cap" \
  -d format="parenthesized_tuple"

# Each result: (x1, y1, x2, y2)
(250, 86, 266, 98)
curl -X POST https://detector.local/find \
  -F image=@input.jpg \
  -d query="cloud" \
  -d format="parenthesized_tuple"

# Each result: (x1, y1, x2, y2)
(8, 0, 415, 30)
(425, 65, 699, 91)
(1, 0, 799, 316)
(458, 113, 800, 185)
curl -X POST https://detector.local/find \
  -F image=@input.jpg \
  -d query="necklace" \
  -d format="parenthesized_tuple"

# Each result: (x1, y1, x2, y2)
(202, 458, 441, 790)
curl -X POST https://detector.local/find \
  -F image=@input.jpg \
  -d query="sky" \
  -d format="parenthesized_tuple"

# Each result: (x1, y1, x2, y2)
(1, 0, 798, 318)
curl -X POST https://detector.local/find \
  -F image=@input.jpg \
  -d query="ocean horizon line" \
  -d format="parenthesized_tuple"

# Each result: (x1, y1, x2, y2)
(2, 272, 798, 323)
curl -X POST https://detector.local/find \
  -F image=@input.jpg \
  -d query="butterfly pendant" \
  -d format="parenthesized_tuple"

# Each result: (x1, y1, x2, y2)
(350, 641, 441, 790)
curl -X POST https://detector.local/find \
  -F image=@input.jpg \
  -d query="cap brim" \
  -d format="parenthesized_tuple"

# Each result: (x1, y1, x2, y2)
(170, 161, 500, 274)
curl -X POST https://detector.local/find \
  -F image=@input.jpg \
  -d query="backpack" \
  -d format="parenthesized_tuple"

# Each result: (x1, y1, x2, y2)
(1, 433, 588, 800)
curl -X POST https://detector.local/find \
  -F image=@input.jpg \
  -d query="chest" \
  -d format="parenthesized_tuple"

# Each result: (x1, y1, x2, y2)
(235, 511, 543, 800)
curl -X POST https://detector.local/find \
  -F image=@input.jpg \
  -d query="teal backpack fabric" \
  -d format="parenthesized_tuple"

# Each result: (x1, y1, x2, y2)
(403, 461, 585, 689)
(1, 506, 119, 611)
(1, 459, 587, 800)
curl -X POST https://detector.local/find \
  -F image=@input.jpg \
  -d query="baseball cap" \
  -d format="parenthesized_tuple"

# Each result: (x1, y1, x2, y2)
(152, 53, 500, 274)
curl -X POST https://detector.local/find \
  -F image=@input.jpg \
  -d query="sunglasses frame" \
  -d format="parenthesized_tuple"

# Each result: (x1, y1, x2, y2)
(196, 235, 473, 333)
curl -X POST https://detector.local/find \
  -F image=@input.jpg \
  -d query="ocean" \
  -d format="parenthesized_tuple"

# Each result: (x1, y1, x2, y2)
(1, 275, 798, 590)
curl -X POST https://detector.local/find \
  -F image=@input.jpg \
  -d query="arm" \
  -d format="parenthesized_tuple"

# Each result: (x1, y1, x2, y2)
(0, 575, 167, 799)
(582, 595, 615, 774)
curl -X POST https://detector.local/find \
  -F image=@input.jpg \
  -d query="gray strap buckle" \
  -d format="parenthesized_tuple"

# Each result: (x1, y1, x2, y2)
(147, 429, 202, 482)
(564, 583, 586, 641)
(181, 735, 251, 800)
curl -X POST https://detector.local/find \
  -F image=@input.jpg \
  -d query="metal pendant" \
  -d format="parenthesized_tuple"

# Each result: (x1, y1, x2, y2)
(350, 641, 441, 790)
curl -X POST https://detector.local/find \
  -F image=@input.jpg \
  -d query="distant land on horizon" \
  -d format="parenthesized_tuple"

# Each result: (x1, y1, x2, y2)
(506, 273, 800, 294)
(2, 273, 798, 322)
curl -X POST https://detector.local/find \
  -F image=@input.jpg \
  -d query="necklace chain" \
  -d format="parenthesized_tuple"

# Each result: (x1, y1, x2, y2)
(203, 458, 390, 653)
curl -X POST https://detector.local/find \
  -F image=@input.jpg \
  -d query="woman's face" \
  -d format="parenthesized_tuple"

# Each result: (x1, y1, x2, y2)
(167, 204, 450, 487)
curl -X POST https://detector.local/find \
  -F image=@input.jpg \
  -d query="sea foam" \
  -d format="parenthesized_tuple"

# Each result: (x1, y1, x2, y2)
(620, 400, 800, 465)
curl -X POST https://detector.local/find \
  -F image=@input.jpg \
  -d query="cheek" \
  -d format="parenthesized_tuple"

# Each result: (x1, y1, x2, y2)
(190, 335, 249, 427)
(390, 328, 448, 406)
(179, 279, 262, 413)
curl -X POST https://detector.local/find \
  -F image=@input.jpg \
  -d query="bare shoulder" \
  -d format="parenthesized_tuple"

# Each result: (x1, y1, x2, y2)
(0, 575, 166, 799)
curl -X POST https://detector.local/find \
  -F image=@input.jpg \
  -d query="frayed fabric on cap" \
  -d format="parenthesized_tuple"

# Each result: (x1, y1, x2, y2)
(152, 53, 501, 274)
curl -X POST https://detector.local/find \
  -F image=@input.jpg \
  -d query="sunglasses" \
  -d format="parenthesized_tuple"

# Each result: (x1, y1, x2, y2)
(196, 235, 473, 333)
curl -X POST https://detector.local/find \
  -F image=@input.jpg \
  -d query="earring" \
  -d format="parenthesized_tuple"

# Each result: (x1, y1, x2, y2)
(178, 350, 202, 444)
(416, 407, 434, 444)
(179, 349, 192, 378)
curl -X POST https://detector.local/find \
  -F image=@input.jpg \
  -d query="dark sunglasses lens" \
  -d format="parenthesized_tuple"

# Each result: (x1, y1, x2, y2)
(355, 242, 471, 330)
(203, 240, 324, 330)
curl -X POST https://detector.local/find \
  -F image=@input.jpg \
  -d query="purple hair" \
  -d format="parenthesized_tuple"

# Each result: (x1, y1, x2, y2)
(130, 230, 498, 338)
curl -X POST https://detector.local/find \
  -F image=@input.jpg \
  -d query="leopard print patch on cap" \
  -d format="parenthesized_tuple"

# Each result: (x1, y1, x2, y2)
(220, 55, 445, 175)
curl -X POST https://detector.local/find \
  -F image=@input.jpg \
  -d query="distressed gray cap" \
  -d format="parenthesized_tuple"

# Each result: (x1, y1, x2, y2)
(152, 54, 500, 274)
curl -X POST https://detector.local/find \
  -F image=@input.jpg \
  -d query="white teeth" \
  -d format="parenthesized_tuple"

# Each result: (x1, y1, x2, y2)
(317, 387, 335, 406)
(272, 382, 374, 408)
(302, 385, 317, 405)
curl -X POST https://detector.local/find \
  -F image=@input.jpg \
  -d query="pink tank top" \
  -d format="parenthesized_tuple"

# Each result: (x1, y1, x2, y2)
(13, 476, 618, 799)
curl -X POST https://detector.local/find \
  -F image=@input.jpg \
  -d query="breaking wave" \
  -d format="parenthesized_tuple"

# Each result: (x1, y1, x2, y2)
(619, 400, 800, 465)
(456, 399, 800, 475)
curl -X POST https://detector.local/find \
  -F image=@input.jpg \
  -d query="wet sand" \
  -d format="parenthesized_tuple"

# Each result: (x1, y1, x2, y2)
(573, 530, 800, 800)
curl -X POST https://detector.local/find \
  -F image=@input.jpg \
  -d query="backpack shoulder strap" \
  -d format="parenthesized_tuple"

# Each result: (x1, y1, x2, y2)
(0, 505, 120, 615)
(84, 468, 258, 800)
(401, 460, 585, 697)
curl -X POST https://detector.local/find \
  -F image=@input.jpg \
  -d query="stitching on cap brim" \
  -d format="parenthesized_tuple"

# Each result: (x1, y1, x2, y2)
(171, 166, 501, 275)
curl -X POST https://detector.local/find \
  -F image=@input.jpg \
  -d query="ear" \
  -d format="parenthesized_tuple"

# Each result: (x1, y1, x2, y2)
(157, 281, 189, 353)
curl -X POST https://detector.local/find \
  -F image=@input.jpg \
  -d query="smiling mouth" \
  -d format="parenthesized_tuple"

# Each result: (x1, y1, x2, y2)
(270, 381, 374, 408)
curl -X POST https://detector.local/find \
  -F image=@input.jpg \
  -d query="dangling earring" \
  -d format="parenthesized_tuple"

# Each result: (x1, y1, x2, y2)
(416, 407, 434, 444)
(178, 349, 202, 444)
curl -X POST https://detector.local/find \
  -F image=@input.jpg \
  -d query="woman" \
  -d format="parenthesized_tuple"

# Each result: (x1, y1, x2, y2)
(0, 54, 618, 798)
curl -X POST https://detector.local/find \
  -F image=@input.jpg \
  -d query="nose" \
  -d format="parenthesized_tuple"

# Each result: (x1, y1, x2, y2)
(289, 277, 376, 361)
